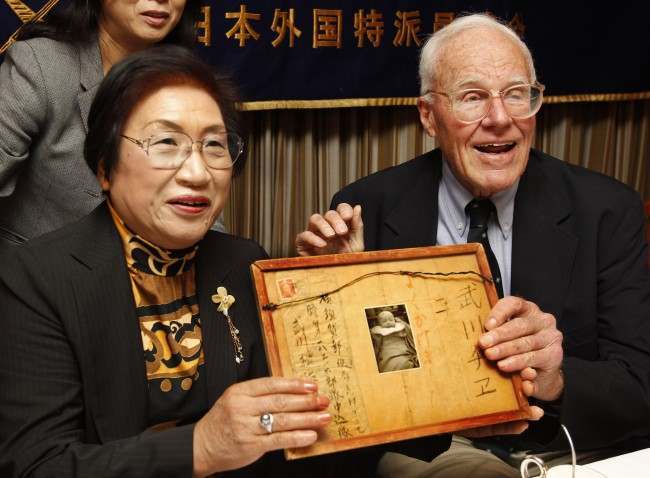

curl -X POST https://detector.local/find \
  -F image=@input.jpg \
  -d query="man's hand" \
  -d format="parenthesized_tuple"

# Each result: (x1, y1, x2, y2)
(461, 298, 563, 439)
(461, 406, 544, 438)
(295, 203, 364, 256)
(479, 296, 564, 402)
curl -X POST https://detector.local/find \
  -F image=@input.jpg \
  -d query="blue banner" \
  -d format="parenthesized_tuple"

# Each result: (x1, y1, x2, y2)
(2, 1, 649, 108)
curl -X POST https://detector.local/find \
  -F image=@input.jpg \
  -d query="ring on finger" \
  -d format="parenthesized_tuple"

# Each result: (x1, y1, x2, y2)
(259, 412, 274, 434)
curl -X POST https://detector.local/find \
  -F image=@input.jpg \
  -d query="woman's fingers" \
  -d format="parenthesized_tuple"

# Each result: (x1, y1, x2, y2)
(253, 392, 329, 415)
(236, 377, 318, 397)
(252, 410, 331, 436)
(259, 429, 319, 450)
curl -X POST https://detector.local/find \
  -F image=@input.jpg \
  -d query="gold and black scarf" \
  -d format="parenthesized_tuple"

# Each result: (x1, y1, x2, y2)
(109, 203, 207, 426)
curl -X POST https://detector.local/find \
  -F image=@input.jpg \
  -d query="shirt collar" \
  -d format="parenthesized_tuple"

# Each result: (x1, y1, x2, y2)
(440, 159, 519, 240)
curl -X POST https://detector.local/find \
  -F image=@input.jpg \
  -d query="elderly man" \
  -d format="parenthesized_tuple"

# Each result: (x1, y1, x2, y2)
(296, 13, 650, 477)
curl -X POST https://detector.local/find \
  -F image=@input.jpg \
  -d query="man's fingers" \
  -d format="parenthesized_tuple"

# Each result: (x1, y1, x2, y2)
(308, 213, 337, 237)
(323, 210, 349, 235)
(350, 205, 363, 234)
(520, 367, 537, 381)
(522, 380, 535, 396)
(462, 421, 529, 438)
(460, 405, 544, 438)
(483, 327, 562, 361)
(480, 312, 557, 349)
(335, 203, 355, 222)
(295, 231, 328, 251)
(483, 296, 531, 330)
(494, 338, 563, 373)
(527, 405, 544, 421)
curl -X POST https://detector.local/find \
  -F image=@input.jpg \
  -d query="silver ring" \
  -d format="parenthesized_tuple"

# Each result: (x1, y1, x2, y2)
(259, 412, 274, 434)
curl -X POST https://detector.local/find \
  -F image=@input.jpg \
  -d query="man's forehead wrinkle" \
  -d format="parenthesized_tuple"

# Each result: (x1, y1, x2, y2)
(435, 28, 529, 91)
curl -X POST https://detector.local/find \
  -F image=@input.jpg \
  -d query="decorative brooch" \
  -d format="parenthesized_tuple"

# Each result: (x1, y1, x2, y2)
(211, 286, 244, 364)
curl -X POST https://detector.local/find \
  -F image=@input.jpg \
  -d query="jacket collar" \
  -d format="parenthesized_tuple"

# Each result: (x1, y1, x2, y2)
(77, 39, 103, 133)
(68, 204, 148, 439)
(382, 149, 443, 249)
(510, 150, 577, 320)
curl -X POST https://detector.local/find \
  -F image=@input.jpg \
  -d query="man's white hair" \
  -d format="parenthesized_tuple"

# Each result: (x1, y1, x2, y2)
(418, 13, 537, 95)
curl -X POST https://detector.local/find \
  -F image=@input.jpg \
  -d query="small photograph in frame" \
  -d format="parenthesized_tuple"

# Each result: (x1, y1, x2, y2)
(364, 304, 420, 373)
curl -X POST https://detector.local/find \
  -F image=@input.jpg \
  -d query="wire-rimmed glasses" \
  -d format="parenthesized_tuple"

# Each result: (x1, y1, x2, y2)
(426, 83, 545, 124)
(121, 131, 244, 170)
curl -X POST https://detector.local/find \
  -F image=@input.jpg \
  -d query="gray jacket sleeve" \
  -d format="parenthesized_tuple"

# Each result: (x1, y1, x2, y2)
(0, 40, 49, 197)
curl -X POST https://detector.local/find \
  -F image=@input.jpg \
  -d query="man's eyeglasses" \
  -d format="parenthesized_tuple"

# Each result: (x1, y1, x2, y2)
(425, 83, 545, 124)
(121, 131, 244, 170)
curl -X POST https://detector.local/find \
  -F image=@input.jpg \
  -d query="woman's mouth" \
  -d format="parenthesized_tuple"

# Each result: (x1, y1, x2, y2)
(141, 11, 170, 27)
(168, 197, 210, 214)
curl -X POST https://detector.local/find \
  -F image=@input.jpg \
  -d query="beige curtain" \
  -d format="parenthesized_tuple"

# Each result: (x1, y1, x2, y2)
(225, 100, 650, 257)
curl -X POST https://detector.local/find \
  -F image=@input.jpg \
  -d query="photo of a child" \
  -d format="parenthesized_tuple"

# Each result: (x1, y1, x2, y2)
(365, 304, 420, 373)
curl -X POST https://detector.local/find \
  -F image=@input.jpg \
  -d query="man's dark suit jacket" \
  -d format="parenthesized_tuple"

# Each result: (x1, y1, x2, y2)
(0, 203, 447, 477)
(332, 148, 650, 451)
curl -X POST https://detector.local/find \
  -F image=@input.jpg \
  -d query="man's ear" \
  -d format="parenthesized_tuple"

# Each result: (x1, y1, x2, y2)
(417, 96, 438, 138)
(96, 160, 110, 192)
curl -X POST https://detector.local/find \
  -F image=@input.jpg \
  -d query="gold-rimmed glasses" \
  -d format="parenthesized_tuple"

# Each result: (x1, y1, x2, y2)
(121, 131, 244, 170)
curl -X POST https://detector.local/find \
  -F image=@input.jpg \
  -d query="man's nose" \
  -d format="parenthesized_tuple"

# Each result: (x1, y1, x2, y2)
(482, 95, 513, 127)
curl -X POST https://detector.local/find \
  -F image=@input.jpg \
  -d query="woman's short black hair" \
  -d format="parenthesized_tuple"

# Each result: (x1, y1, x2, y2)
(17, 0, 200, 48)
(84, 45, 245, 179)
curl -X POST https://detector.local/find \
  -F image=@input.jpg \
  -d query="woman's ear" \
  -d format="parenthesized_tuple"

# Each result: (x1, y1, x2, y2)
(96, 160, 110, 192)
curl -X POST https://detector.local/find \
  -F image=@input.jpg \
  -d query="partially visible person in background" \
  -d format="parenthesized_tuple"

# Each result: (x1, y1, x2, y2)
(0, 0, 225, 252)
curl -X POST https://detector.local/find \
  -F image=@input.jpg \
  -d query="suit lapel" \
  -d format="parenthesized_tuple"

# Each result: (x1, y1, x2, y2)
(382, 151, 443, 249)
(511, 152, 578, 320)
(196, 235, 241, 405)
(77, 40, 103, 133)
(69, 205, 148, 439)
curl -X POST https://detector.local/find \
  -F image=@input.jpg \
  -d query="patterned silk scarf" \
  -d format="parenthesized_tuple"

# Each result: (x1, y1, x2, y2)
(108, 203, 207, 427)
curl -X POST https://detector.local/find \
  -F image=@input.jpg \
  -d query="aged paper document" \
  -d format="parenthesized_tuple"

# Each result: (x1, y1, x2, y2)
(252, 245, 531, 459)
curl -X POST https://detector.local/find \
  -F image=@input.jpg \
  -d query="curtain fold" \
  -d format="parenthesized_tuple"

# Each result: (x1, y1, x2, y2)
(225, 100, 650, 257)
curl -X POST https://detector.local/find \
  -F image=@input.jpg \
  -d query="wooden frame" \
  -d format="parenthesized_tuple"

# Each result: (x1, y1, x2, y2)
(251, 244, 532, 460)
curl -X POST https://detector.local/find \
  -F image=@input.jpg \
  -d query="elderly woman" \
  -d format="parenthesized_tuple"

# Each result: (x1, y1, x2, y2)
(0, 46, 340, 477)
(0, 0, 229, 251)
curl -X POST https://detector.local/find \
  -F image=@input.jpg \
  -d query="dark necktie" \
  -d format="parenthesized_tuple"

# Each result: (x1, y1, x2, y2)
(466, 199, 504, 298)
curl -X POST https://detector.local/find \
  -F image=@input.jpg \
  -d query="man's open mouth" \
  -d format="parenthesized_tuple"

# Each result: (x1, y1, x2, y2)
(474, 142, 516, 154)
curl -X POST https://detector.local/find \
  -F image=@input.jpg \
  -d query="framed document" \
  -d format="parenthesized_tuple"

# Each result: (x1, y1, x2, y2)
(251, 244, 532, 460)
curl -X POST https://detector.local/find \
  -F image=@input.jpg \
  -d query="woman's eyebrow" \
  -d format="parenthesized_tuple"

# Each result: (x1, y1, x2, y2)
(143, 119, 183, 130)
(201, 125, 228, 135)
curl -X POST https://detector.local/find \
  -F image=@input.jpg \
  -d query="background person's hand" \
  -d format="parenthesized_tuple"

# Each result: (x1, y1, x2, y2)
(192, 377, 331, 477)
(295, 203, 364, 256)
(479, 296, 564, 402)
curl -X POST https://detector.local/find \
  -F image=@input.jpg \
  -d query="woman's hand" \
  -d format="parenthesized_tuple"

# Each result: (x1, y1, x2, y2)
(192, 377, 331, 477)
